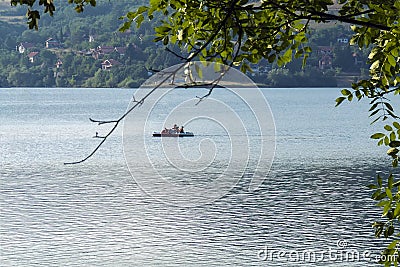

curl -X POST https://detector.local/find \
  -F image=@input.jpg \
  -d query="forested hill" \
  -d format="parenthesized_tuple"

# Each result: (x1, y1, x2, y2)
(0, 0, 370, 88)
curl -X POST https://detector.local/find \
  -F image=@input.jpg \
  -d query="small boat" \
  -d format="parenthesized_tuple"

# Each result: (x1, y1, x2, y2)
(152, 131, 194, 137)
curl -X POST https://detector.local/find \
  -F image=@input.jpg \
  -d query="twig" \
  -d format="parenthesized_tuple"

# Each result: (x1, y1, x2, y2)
(64, 63, 189, 165)
(89, 118, 118, 125)
(165, 47, 186, 61)
(195, 69, 228, 104)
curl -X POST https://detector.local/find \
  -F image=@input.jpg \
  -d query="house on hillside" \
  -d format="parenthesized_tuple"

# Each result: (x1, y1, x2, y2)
(319, 54, 333, 70)
(90, 49, 100, 60)
(97, 46, 115, 55)
(28, 51, 39, 63)
(76, 49, 94, 57)
(101, 59, 121, 70)
(114, 47, 127, 56)
(17, 42, 35, 54)
(55, 59, 63, 69)
(96, 46, 129, 58)
(88, 35, 96, 43)
(317, 46, 333, 70)
(45, 38, 61, 49)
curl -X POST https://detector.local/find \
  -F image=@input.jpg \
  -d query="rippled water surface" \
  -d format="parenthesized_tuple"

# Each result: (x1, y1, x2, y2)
(0, 88, 398, 266)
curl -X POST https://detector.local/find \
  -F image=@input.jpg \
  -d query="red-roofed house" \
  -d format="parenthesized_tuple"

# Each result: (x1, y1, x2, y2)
(101, 59, 121, 70)
(17, 42, 35, 53)
(28, 51, 39, 63)
(97, 46, 115, 55)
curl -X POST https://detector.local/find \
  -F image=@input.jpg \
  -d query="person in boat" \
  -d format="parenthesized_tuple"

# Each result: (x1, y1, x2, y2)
(179, 126, 184, 133)
(161, 128, 168, 134)
(171, 124, 178, 133)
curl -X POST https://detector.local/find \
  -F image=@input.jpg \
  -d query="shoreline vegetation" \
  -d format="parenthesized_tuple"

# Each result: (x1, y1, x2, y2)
(0, 1, 369, 89)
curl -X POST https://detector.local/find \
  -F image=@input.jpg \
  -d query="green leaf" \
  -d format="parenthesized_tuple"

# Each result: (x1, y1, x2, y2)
(240, 62, 252, 73)
(136, 14, 144, 28)
(371, 133, 385, 139)
(335, 97, 346, 106)
(390, 132, 396, 141)
(341, 89, 351, 96)
(155, 26, 171, 34)
(369, 108, 381, 118)
(384, 102, 394, 112)
(277, 56, 284, 67)
(378, 175, 383, 187)
(377, 200, 390, 207)
(375, 225, 383, 237)
(370, 60, 380, 71)
(383, 200, 392, 215)
(282, 49, 292, 62)
(369, 102, 379, 112)
(384, 136, 391, 146)
(384, 125, 393, 131)
(388, 174, 394, 190)
(387, 147, 399, 155)
(163, 36, 169, 45)
(355, 90, 362, 100)
(385, 188, 393, 200)
(393, 122, 400, 129)
(376, 191, 388, 201)
(394, 203, 400, 218)
(389, 140, 400, 148)
(347, 94, 353, 101)
(304, 46, 312, 53)
(387, 55, 396, 67)
(372, 188, 382, 199)
(367, 184, 378, 189)
(387, 225, 395, 236)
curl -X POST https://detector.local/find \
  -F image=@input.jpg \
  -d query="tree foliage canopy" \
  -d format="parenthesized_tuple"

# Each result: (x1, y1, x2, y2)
(122, 0, 400, 116)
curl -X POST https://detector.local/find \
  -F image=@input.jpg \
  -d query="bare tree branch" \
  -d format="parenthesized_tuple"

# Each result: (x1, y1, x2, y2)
(64, 0, 241, 165)
(195, 69, 228, 104)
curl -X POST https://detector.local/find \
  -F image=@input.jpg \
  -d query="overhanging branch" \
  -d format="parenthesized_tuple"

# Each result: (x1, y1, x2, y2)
(64, 0, 241, 164)
(308, 10, 391, 31)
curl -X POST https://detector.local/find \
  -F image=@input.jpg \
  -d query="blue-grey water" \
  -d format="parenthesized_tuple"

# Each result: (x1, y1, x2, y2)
(0, 88, 398, 266)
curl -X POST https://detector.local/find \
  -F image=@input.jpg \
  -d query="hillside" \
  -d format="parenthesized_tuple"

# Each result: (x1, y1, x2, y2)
(0, 1, 369, 88)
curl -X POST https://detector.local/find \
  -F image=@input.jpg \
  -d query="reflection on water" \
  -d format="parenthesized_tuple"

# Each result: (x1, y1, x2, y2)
(0, 162, 388, 266)
(0, 88, 398, 266)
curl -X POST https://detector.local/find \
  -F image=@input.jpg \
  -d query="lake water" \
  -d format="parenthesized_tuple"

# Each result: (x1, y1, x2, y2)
(0, 87, 398, 266)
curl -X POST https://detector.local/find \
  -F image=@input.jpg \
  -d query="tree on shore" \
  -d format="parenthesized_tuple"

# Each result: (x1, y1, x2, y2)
(13, 0, 400, 264)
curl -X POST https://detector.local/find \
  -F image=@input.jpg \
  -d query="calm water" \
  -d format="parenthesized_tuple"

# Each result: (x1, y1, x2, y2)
(0, 88, 398, 266)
